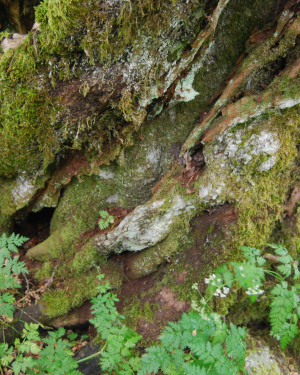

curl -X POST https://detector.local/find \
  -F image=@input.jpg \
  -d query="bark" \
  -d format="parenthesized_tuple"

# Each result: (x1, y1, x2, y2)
(0, 0, 299, 346)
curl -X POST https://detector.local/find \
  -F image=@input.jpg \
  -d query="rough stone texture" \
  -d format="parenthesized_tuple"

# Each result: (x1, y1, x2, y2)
(198, 125, 282, 204)
(75, 341, 102, 375)
(95, 195, 195, 254)
(245, 344, 291, 375)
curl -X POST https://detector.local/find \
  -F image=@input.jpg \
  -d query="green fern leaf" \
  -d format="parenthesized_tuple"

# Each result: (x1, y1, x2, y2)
(293, 263, 300, 280)
(99, 210, 109, 219)
(277, 264, 292, 278)
(0, 293, 15, 318)
(240, 246, 260, 265)
(270, 283, 300, 348)
(183, 364, 207, 375)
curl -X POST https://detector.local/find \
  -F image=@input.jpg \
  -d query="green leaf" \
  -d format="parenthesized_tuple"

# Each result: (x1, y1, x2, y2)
(240, 246, 260, 265)
(270, 282, 300, 348)
(0, 292, 15, 318)
(293, 263, 300, 280)
(99, 210, 109, 219)
(277, 264, 292, 278)
(257, 256, 266, 266)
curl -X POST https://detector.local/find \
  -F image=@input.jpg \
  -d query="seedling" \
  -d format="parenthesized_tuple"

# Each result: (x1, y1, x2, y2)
(98, 210, 114, 230)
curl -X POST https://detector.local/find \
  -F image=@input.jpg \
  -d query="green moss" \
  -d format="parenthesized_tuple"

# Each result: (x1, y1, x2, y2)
(0, 213, 11, 234)
(122, 297, 160, 331)
(80, 0, 202, 63)
(271, 206, 300, 260)
(0, 177, 16, 216)
(67, 240, 105, 276)
(35, 261, 54, 280)
(27, 174, 119, 261)
(42, 263, 123, 318)
(35, 0, 84, 54)
(231, 106, 300, 251)
(50, 175, 117, 232)
(41, 289, 71, 318)
(0, 43, 61, 176)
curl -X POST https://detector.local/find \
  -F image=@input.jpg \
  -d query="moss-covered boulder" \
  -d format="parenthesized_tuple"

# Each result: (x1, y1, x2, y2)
(0, 1, 299, 352)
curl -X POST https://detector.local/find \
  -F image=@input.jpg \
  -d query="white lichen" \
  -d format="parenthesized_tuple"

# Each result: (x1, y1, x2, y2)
(173, 73, 199, 102)
(95, 195, 195, 253)
(99, 169, 115, 179)
(12, 173, 36, 208)
(198, 126, 281, 204)
(245, 346, 285, 375)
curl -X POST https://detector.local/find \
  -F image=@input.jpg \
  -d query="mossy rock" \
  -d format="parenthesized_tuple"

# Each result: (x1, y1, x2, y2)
(245, 337, 295, 375)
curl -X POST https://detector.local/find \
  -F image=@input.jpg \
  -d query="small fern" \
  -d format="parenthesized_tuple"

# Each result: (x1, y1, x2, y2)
(98, 210, 114, 230)
(138, 312, 247, 375)
(0, 232, 28, 321)
(1, 324, 82, 374)
(205, 245, 300, 349)
(267, 243, 294, 278)
(269, 282, 300, 349)
(90, 274, 141, 374)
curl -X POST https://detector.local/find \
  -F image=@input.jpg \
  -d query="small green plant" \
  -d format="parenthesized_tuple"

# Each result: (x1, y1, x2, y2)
(98, 210, 114, 230)
(1, 233, 298, 374)
(0, 233, 82, 374)
(204, 244, 300, 349)
(90, 274, 141, 374)
(138, 312, 247, 375)
(1, 324, 82, 374)
(0, 233, 28, 323)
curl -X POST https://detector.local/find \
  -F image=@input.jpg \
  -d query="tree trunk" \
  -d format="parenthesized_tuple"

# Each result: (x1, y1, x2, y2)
(0, 0, 299, 338)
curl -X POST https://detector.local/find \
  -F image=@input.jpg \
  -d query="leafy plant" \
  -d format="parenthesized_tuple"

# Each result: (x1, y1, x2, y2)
(0, 233, 81, 374)
(0, 233, 28, 322)
(90, 274, 141, 374)
(1, 323, 82, 374)
(98, 210, 114, 230)
(205, 244, 300, 349)
(1, 233, 298, 374)
(139, 312, 247, 375)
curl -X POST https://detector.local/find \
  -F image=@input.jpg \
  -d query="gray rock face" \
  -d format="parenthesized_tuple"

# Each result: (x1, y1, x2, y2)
(95, 195, 195, 254)
(75, 341, 102, 375)
(245, 346, 290, 375)
(198, 120, 283, 205)
(1, 33, 27, 52)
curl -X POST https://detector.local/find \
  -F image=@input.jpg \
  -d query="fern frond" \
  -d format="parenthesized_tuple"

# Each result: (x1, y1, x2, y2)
(277, 264, 292, 278)
(271, 322, 298, 349)
(270, 283, 300, 348)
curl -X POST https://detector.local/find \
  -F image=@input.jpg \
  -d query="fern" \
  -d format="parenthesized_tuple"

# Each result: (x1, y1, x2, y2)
(0, 233, 28, 320)
(205, 244, 300, 349)
(1, 323, 82, 374)
(90, 274, 141, 374)
(269, 282, 300, 349)
(98, 210, 114, 230)
(240, 246, 266, 266)
(139, 312, 247, 375)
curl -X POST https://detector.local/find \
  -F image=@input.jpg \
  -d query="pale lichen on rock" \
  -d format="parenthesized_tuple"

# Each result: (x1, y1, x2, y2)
(95, 195, 195, 254)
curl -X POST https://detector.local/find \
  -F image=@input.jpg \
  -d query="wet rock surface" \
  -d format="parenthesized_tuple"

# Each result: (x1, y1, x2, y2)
(75, 341, 102, 375)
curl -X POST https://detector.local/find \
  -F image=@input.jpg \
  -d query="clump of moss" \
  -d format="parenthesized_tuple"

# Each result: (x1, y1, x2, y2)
(271, 204, 300, 260)
(80, 0, 202, 63)
(0, 37, 62, 176)
(42, 261, 123, 318)
(123, 299, 155, 327)
(34, 261, 54, 280)
(34, 0, 203, 64)
(231, 107, 300, 251)
(41, 271, 100, 319)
